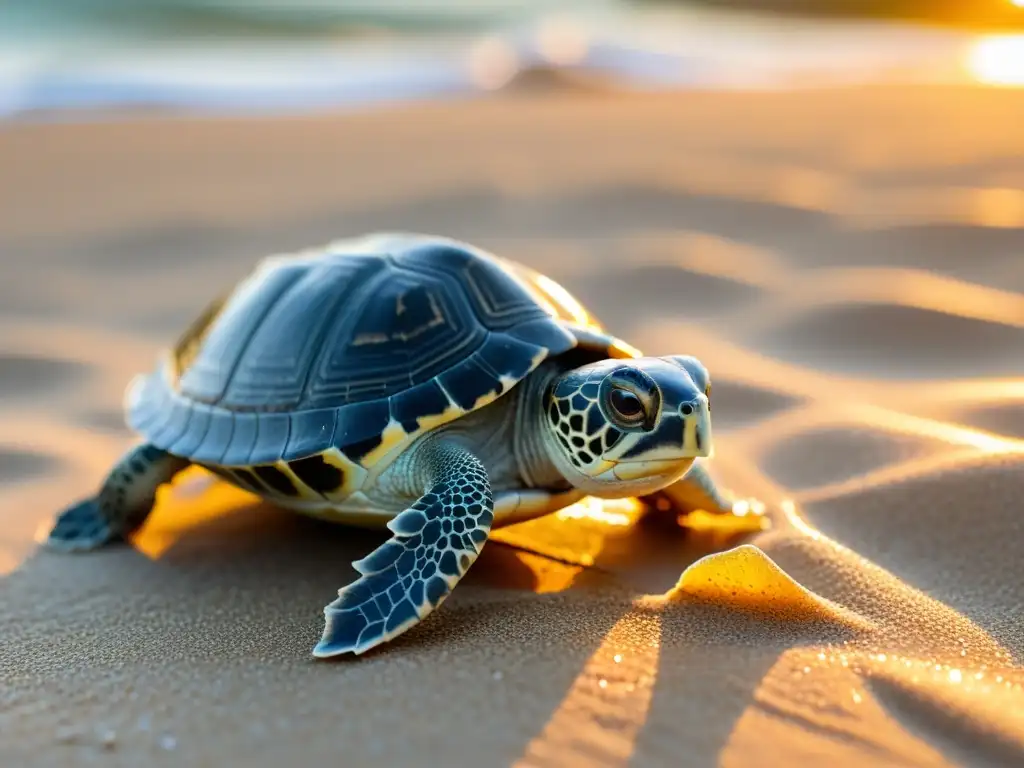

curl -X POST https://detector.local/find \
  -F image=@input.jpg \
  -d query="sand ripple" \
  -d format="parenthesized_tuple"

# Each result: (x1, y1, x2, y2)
(2, 89, 1023, 767)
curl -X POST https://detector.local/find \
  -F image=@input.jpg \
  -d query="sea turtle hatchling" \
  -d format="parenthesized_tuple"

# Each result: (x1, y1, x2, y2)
(46, 233, 737, 657)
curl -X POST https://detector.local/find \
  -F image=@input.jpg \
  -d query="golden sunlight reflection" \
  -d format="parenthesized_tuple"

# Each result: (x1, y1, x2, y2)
(780, 498, 821, 542)
(677, 506, 770, 537)
(515, 611, 662, 768)
(966, 36, 1024, 87)
(555, 496, 636, 528)
(969, 187, 1024, 228)
(849, 405, 1024, 454)
(722, 643, 1024, 766)
(655, 544, 872, 630)
(720, 649, 962, 767)
(494, 496, 645, 567)
(494, 490, 767, 570)
(130, 467, 258, 560)
(533, 273, 594, 328)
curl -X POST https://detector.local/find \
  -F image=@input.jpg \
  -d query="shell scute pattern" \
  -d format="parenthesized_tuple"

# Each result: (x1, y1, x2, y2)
(129, 236, 589, 493)
(177, 261, 310, 404)
(305, 261, 484, 408)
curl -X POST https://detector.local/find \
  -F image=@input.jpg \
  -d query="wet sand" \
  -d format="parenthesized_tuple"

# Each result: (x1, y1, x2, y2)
(2, 86, 1024, 767)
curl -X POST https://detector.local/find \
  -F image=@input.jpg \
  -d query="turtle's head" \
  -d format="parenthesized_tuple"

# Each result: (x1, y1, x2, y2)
(543, 355, 713, 498)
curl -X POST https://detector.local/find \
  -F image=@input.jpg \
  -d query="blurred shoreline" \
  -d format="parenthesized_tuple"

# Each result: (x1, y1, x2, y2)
(2, 1, 1024, 122)
(648, 0, 1024, 31)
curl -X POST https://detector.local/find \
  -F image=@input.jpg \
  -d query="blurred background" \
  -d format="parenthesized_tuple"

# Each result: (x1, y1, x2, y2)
(4, 4, 1024, 766)
(2, 0, 1024, 118)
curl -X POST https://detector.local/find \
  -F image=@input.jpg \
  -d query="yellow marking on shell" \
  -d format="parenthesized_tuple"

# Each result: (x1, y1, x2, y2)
(415, 401, 468, 433)
(470, 387, 502, 411)
(498, 373, 521, 392)
(528, 346, 550, 371)
(467, 371, 529, 414)
(358, 418, 410, 468)
(355, 345, 552, 472)
(319, 447, 367, 500)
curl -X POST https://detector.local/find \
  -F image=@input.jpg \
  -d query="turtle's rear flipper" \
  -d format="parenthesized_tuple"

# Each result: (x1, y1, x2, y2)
(314, 442, 493, 658)
(44, 444, 190, 552)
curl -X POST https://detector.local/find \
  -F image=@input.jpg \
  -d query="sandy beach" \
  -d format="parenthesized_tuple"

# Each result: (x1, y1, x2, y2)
(2, 84, 1024, 767)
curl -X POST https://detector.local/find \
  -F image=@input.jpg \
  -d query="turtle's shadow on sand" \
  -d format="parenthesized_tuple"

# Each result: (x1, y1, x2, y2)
(2, 493, 858, 766)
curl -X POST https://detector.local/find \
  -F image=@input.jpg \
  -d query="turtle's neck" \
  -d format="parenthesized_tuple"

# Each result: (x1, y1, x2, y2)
(513, 362, 571, 491)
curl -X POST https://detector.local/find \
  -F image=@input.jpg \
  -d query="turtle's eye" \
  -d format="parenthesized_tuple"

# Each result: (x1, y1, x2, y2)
(609, 388, 644, 424)
(601, 367, 660, 430)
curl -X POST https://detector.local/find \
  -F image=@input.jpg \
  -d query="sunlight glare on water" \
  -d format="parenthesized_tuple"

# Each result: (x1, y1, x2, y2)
(966, 35, 1024, 86)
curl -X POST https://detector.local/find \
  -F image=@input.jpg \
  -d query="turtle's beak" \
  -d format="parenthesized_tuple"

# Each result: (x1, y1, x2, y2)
(681, 396, 712, 458)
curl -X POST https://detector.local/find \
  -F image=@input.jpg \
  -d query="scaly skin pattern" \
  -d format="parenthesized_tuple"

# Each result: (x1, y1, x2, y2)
(314, 440, 494, 657)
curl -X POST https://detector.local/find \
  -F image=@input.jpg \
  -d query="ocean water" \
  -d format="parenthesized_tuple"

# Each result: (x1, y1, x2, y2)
(1, 0, 1022, 120)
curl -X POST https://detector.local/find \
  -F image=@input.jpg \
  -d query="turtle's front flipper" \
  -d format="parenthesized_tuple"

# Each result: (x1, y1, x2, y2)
(314, 442, 493, 658)
(44, 443, 190, 552)
(644, 461, 736, 516)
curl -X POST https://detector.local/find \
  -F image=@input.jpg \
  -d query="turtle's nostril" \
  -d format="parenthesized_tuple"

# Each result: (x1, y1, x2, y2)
(680, 403, 694, 416)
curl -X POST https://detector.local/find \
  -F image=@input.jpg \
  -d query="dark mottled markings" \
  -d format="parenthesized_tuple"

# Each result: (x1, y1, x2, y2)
(578, 451, 593, 464)
(571, 394, 588, 411)
(548, 403, 559, 423)
(252, 465, 300, 496)
(557, 399, 570, 416)
(569, 414, 583, 431)
(585, 406, 605, 434)
(289, 454, 344, 495)
(604, 428, 623, 450)
(231, 467, 268, 495)
(571, 436, 585, 448)
(588, 438, 602, 456)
